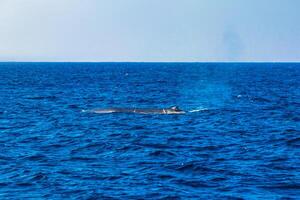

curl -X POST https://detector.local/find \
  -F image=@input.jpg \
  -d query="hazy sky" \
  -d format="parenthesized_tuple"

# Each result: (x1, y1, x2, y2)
(1, 0, 300, 62)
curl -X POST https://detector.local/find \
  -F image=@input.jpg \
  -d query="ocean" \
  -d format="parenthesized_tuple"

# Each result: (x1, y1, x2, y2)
(0, 62, 299, 199)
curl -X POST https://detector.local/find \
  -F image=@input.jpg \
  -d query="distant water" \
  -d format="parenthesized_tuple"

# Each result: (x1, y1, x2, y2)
(0, 62, 299, 199)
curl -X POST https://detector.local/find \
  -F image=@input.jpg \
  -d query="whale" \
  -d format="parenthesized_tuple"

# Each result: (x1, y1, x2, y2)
(84, 106, 185, 115)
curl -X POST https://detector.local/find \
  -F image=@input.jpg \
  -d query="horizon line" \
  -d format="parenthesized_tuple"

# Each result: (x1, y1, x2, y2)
(0, 61, 300, 63)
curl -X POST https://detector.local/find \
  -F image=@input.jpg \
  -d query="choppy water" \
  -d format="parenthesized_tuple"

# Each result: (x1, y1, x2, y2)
(0, 62, 299, 199)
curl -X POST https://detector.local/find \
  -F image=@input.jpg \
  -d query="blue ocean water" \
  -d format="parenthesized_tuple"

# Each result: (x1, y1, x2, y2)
(0, 62, 299, 199)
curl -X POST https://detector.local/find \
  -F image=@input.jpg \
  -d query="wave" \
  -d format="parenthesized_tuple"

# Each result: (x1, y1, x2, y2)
(25, 95, 57, 100)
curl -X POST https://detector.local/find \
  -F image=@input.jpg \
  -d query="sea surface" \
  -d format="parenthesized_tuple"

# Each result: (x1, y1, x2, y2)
(0, 62, 299, 199)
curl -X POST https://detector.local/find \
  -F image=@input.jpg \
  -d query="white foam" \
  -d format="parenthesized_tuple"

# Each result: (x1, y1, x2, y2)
(93, 110, 114, 114)
(188, 108, 209, 113)
(82, 109, 115, 114)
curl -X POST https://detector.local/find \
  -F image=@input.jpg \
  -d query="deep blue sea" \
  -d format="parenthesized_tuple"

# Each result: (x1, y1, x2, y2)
(0, 62, 299, 199)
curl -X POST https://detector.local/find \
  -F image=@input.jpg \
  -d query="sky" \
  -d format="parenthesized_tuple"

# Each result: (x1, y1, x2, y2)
(0, 0, 300, 62)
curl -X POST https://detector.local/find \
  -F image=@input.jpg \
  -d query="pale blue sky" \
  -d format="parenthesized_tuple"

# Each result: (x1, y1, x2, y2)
(0, 0, 300, 62)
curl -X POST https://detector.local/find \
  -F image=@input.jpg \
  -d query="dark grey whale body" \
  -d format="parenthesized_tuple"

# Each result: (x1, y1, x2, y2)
(86, 106, 185, 115)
